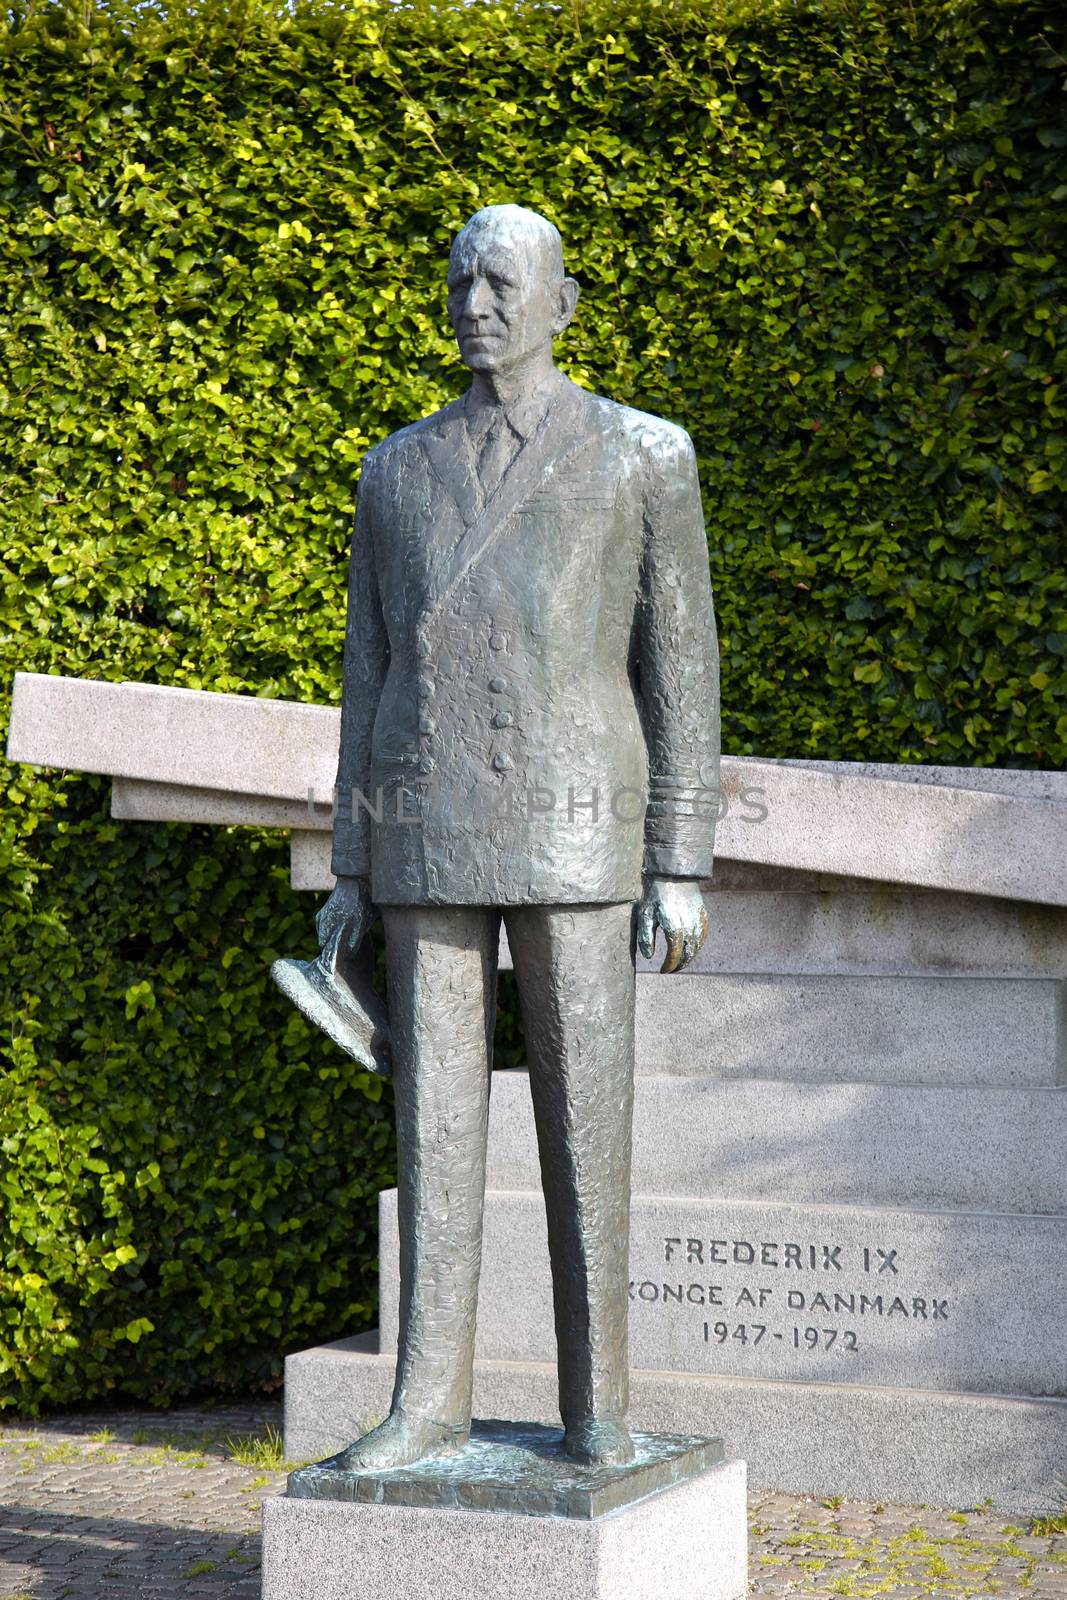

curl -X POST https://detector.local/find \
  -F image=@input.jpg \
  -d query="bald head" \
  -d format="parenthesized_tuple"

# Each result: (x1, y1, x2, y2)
(447, 203, 578, 384)
(451, 204, 566, 285)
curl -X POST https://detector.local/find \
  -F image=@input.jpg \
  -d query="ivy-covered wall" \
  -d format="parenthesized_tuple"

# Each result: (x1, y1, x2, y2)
(1, 0, 1064, 1410)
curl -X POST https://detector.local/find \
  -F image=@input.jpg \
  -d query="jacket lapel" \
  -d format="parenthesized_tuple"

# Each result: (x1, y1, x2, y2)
(418, 410, 481, 533)
(422, 381, 585, 617)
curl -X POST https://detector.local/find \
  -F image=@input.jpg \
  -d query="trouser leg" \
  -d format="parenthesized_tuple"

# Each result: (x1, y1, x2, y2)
(504, 901, 636, 1428)
(381, 903, 499, 1429)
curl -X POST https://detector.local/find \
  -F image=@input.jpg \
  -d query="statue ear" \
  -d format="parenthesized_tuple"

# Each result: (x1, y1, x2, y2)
(554, 277, 579, 334)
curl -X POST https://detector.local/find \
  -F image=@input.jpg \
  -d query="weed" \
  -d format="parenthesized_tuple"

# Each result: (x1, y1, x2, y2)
(182, 1562, 218, 1578)
(142, 1443, 209, 1470)
(226, 1425, 286, 1471)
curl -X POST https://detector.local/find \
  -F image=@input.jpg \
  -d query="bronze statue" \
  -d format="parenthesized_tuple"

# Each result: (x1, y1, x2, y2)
(277, 203, 719, 1473)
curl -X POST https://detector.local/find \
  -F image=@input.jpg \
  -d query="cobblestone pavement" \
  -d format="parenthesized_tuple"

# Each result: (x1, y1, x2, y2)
(1, 1404, 1064, 1598)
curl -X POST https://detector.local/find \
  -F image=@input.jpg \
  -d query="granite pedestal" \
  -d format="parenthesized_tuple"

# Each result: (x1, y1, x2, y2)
(262, 1422, 746, 1600)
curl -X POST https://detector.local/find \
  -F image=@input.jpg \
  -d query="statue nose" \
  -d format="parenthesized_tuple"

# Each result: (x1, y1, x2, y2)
(463, 278, 493, 317)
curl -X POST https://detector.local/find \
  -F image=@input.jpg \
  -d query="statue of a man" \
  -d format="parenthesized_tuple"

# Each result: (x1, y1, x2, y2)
(317, 203, 719, 1471)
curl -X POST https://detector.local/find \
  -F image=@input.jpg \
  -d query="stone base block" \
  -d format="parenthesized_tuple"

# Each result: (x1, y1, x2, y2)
(379, 1189, 1067, 1396)
(487, 1071, 1067, 1211)
(284, 1335, 1067, 1516)
(633, 972, 1066, 1085)
(682, 886, 1067, 979)
(262, 1457, 747, 1600)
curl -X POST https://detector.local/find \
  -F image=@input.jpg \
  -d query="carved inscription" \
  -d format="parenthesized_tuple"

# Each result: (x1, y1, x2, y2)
(627, 1234, 953, 1361)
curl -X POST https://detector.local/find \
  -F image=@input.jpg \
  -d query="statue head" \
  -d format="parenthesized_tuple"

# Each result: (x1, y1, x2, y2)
(447, 204, 579, 377)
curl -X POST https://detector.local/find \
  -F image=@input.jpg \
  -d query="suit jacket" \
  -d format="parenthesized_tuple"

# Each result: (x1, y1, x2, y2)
(331, 370, 720, 905)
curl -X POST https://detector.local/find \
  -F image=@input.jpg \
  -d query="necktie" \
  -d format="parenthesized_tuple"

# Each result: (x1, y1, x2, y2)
(477, 412, 518, 500)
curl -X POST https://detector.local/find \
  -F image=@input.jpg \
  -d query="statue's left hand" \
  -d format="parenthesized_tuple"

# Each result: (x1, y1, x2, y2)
(637, 878, 709, 974)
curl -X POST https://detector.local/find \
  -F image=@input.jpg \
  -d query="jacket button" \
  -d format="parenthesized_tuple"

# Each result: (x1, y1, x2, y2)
(418, 715, 436, 735)
(492, 752, 512, 772)
(417, 676, 435, 700)
(418, 756, 436, 775)
(489, 632, 507, 650)
(492, 711, 513, 729)
(489, 675, 508, 693)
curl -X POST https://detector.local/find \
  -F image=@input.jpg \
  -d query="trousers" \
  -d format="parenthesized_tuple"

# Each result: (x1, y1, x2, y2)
(381, 900, 636, 1432)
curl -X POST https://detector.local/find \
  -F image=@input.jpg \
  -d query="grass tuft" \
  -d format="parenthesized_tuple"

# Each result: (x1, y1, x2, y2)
(226, 1425, 287, 1471)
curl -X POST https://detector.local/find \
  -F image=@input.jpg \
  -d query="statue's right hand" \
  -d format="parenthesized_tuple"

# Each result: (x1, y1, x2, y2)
(315, 874, 373, 966)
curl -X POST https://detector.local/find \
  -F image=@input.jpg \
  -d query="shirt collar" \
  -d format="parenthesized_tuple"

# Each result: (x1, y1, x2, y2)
(465, 368, 566, 442)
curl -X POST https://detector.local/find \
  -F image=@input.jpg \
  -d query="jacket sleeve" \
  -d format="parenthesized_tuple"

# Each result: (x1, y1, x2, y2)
(331, 451, 390, 879)
(635, 425, 721, 880)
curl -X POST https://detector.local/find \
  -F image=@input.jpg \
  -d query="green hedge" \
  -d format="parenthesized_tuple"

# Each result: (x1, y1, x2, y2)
(1, 778, 394, 1406)
(1, 0, 1064, 1409)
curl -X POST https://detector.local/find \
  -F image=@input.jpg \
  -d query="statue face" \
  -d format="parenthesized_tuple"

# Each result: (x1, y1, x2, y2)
(447, 231, 560, 376)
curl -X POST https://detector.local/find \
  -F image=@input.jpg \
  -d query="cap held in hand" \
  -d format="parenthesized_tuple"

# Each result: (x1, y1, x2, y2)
(271, 923, 391, 1077)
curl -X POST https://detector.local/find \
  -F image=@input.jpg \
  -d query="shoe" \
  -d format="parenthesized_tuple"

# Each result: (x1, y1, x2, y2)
(564, 1415, 636, 1466)
(319, 1411, 468, 1472)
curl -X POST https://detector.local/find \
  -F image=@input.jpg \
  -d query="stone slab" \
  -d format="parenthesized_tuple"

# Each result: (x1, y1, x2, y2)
(283, 1334, 1067, 1516)
(685, 888, 1067, 979)
(486, 1072, 1067, 1212)
(262, 1458, 747, 1600)
(6, 671, 340, 801)
(11, 672, 1067, 904)
(676, 882, 1064, 984)
(290, 827, 335, 890)
(288, 1418, 724, 1518)
(378, 1189, 1067, 1397)
(285, 829, 1067, 979)
(749, 758, 1067, 803)
(286, 765, 1067, 906)
(634, 972, 1065, 1085)
(722, 756, 1067, 905)
(113, 757, 1067, 837)
(112, 776, 327, 832)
